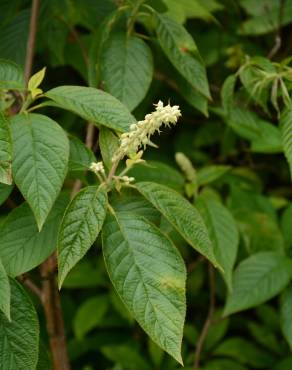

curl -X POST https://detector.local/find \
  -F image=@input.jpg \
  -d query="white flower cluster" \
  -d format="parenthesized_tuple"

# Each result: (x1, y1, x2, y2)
(112, 101, 181, 161)
(115, 176, 135, 185)
(89, 161, 105, 175)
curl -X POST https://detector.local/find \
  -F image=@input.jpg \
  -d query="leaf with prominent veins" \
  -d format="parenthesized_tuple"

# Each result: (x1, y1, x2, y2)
(135, 181, 220, 268)
(58, 185, 108, 288)
(11, 113, 69, 230)
(102, 210, 186, 364)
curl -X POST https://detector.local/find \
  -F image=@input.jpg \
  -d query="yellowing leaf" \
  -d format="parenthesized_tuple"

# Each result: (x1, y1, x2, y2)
(28, 67, 46, 98)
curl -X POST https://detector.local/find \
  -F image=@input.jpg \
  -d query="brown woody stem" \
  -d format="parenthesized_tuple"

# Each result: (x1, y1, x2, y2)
(40, 255, 71, 370)
(24, 0, 40, 84)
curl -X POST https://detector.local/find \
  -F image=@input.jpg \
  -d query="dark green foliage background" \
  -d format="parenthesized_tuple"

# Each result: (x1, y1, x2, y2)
(2, 0, 292, 369)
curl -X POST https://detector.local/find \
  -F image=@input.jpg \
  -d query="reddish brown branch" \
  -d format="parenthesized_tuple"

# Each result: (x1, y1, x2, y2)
(193, 264, 216, 369)
(187, 255, 204, 273)
(18, 274, 42, 299)
(40, 255, 71, 370)
(71, 122, 96, 196)
(24, 0, 41, 84)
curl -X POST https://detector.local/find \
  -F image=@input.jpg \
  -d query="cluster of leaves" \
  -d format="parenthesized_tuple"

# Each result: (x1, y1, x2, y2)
(2, 0, 292, 370)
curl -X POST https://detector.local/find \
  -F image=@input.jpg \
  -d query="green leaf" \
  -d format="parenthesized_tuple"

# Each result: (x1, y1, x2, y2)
(213, 337, 274, 368)
(174, 70, 209, 116)
(275, 357, 292, 370)
(280, 285, 292, 349)
(45, 86, 136, 132)
(74, 295, 108, 339)
(0, 258, 10, 319)
(155, 13, 210, 99)
(281, 203, 292, 246)
(62, 259, 107, 289)
(69, 135, 96, 172)
(247, 321, 282, 354)
(197, 197, 239, 290)
(197, 165, 231, 186)
(128, 161, 184, 191)
(135, 181, 219, 268)
(280, 106, 292, 179)
(0, 279, 39, 370)
(102, 211, 186, 364)
(110, 191, 160, 225)
(100, 32, 153, 111)
(0, 0, 22, 25)
(0, 193, 69, 277)
(101, 343, 151, 370)
(0, 183, 13, 206)
(0, 112, 12, 184)
(11, 113, 69, 230)
(0, 58, 24, 90)
(221, 74, 236, 114)
(58, 185, 108, 288)
(28, 67, 46, 90)
(164, 0, 218, 24)
(226, 107, 282, 152)
(251, 120, 282, 153)
(203, 359, 248, 370)
(28, 67, 46, 99)
(224, 252, 292, 315)
(0, 9, 29, 66)
(99, 127, 119, 170)
(235, 211, 285, 254)
(226, 107, 261, 141)
(239, 2, 292, 35)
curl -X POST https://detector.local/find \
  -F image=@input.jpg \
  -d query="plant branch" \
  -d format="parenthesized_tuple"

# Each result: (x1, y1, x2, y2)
(193, 264, 216, 369)
(40, 255, 71, 370)
(71, 122, 96, 196)
(187, 255, 204, 273)
(69, 26, 89, 66)
(18, 274, 43, 300)
(107, 157, 122, 185)
(268, 0, 285, 59)
(24, 0, 41, 85)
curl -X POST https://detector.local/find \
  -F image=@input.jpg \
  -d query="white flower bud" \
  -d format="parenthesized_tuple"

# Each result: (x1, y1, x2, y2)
(90, 161, 105, 175)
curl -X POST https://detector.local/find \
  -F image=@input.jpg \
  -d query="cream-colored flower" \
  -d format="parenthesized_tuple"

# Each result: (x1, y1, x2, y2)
(89, 161, 105, 175)
(120, 176, 135, 184)
(112, 101, 181, 161)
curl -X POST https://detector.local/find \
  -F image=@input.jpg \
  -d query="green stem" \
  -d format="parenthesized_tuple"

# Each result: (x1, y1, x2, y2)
(19, 95, 33, 113)
(127, 0, 146, 36)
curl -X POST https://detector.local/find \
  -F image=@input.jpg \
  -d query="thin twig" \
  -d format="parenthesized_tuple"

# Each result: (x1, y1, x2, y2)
(107, 157, 121, 185)
(69, 26, 89, 66)
(193, 264, 216, 369)
(268, 0, 285, 59)
(187, 256, 204, 273)
(18, 274, 43, 300)
(24, 0, 41, 84)
(41, 255, 71, 370)
(154, 71, 179, 92)
(71, 122, 96, 196)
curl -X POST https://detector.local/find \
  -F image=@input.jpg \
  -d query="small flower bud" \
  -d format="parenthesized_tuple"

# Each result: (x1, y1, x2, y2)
(175, 153, 196, 183)
(90, 161, 105, 175)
